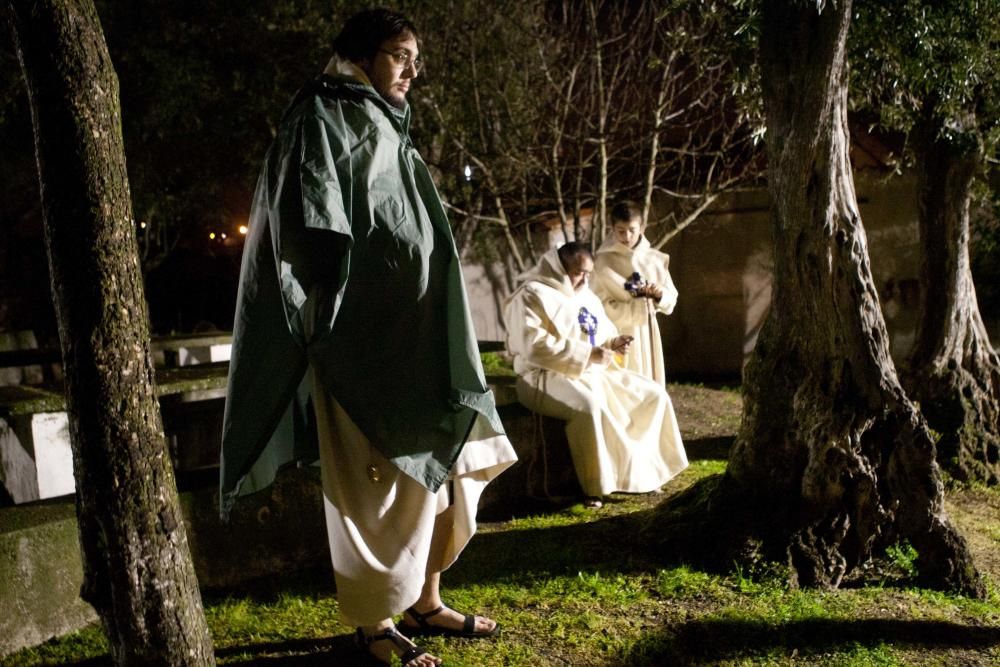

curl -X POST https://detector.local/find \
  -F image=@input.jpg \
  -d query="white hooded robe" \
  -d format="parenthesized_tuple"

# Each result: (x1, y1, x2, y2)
(592, 236, 678, 386)
(503, 249, 687, 497)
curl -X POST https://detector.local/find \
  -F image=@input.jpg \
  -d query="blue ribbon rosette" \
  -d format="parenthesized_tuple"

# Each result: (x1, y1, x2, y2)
(624, 271, 646, 296)
(578, 307, 598, 345)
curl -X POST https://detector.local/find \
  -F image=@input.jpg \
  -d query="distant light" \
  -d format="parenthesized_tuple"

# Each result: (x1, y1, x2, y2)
(238, 225, 248, 235)
(139, 221, 147, 229)
(220, 233, 227, 239)
(209, 232, 216, 240)
(463, 164, 472, 182)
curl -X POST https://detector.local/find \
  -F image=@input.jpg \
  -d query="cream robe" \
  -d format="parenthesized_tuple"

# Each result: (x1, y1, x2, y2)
(503, 250, 688, 497)
(311, 369, 516, 626)
(592, 236, 678, 385)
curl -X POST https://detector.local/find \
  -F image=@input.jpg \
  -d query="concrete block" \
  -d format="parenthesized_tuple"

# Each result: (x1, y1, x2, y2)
(0, 331, 44, 387)
(0, 502, 97, 658)
(0, 466, 330, 657)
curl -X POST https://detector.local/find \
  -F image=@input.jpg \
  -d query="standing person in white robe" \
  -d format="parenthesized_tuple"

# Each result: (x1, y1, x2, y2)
(220, 10, 516, 667)
(503, 242, 688, 508)
(592, 201, 679, 386)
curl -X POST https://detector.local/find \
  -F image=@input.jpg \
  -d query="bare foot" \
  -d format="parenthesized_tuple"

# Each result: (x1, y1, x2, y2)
(357, 624, 441, 666)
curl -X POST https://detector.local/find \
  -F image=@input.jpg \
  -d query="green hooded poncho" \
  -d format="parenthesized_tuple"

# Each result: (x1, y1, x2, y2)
(219, 72, 504, 518)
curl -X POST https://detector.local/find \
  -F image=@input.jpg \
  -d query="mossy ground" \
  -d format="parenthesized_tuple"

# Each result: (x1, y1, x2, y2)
(8, 384, 1000, 666)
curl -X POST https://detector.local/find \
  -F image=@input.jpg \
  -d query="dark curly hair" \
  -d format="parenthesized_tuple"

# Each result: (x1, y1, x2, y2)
(332, 8, 419, 63)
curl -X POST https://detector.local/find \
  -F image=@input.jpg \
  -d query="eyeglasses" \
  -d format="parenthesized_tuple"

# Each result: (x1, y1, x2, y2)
(378, 49, 424, 74)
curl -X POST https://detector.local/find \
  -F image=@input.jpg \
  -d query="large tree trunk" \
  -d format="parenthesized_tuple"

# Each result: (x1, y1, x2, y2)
(905, 110, 1000, 485)
(7, 1, 215, 662)
(726, 0, 982, 596)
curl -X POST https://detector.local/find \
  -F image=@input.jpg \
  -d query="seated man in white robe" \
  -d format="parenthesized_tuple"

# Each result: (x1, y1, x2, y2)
(503, 242, 688, 508)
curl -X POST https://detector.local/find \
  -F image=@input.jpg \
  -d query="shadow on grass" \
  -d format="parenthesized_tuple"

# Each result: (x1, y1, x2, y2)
(207, 474, 726, 599)
(625, 617, 1000, 665)
(447, 506, 662, 587)
(215, 634, 355, 665)
(200, 563, 337, 605)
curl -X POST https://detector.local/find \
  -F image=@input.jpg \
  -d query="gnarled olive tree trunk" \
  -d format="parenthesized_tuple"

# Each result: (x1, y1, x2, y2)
(727, 0, 982, 596)
(7, 0, 215, 662)
(904, 109, 1000, 484)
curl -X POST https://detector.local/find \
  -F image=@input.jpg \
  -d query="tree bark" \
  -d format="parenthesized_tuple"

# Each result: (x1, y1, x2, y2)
(7, 1, 215, 662)
(727, 0, 982, 596)
(905, 110, 1000, 485)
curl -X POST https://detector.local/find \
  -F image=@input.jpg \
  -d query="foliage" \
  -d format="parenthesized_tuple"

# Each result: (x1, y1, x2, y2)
(2, 0, 764, 318)
(851, 0, 1000, 142)
(479, 350, 515, 377)
(93, 0, 355, 269)
(851, 0, 1000, 262)
(885, 541, 920, 579)
(406, 0, 763, 278)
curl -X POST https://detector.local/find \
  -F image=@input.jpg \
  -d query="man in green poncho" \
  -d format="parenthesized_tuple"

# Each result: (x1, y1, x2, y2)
(220, 9, 516, 666)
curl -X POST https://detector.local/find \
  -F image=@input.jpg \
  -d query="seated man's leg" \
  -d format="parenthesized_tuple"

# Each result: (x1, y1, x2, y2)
(516, 372, 607, 497)
(597, 368, 688, 491)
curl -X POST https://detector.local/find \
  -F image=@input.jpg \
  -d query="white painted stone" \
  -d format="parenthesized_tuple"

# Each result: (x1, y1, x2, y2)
(0, 412, 74, 503)
(178, 343, 232, 366)
(32, 413, 74, 499)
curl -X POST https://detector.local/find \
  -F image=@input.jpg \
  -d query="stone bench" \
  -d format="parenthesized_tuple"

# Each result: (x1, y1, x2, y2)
(0, 332, 236, 375)
(0, 341, 531, 504)
(0, 353, 589, 658)
(0, 363, 231, 503)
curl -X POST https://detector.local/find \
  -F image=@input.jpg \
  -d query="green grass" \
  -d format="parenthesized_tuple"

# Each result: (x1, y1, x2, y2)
(480, 351, 515, 377)
(9, 393, 1000, 666)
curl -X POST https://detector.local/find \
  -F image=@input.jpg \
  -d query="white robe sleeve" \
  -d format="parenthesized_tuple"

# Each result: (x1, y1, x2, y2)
(655, 270, 679, 315)
(506, 286, 592, 379)
(602, 293, 649, 328)
(639, 249, 678, 316)
(521, 289, 592, 377)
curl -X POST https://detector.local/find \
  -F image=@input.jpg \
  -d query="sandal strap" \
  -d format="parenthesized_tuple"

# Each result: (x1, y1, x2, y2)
(357, 626, 430, 666)
(400, 645, 429, 665)
(405, 604, 447, 627)
(407, 604, 483, 635)
(356, 625, 409, 650)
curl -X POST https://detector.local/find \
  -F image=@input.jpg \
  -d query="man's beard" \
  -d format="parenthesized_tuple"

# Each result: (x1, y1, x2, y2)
(380, 89, 407, 109)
